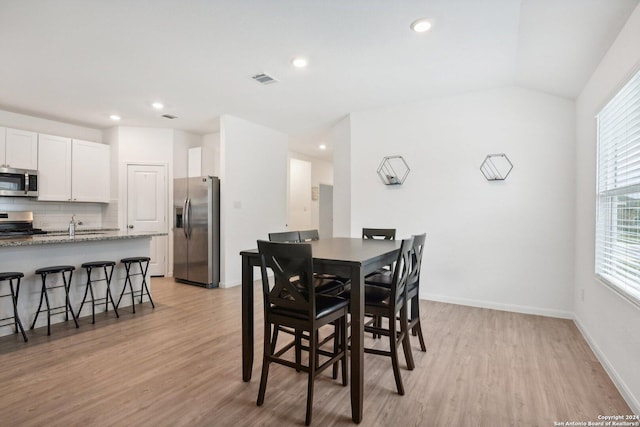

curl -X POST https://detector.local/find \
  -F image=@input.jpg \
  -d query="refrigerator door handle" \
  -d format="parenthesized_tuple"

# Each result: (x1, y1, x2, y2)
(186, 197, 192, 239)
(183, 197, 189, 239)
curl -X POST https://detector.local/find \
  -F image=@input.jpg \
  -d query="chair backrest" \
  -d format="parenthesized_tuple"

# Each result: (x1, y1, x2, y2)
(408, 233, 426, 286)
(362, 228, 396, 240)
(389, 237, 414, 310)
(257, 240, 315, 318)
(268, 231, 300, 243)
(298, 229, 320, 242)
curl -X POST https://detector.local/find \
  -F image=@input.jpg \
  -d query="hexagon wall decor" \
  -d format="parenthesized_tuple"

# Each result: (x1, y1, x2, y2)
(480, 153, 513, 181)
(377, 155, 410, 185)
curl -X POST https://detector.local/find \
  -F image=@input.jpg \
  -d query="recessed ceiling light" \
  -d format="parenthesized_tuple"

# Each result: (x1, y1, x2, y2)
(411, 18, 432, 33)
(109, 114, 121, 121)
(152, 102, 164, 110)
(292, 57, 308, 68)
(319, 144, 327, 150)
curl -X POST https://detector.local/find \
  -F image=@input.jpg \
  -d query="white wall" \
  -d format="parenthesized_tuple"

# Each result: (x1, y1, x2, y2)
(173, 129, 202, 179)
(344, 86, 576, 318)
(331, 116, 351, 237)
(202, 132, 220, 177)
(219, 115, 288, 287)
(574, 4, 640, 413)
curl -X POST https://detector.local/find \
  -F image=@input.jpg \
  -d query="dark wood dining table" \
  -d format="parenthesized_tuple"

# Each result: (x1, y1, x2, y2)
(240, 237, 402, 424)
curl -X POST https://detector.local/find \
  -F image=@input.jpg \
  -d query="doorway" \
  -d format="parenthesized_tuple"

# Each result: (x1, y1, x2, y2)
(126, 164, 168, 276)
(288, 158, 312, 230)
(319, 184, 333, 238)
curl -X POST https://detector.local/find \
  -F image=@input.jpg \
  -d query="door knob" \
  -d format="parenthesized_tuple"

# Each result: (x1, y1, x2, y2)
(128, 225, 134, 229)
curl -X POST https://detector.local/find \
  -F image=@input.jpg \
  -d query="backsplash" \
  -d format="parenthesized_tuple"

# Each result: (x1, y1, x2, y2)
(0, 198, 103, 231)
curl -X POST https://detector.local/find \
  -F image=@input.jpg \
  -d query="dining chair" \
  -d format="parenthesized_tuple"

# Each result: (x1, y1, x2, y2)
(257, 240, 348, 426)
(365, 233, 427, 352)
(362, 228, 396, 240)
(298, 229, 320, 242)
(349, 237, 415, 395)
(268, 231, 300, 243)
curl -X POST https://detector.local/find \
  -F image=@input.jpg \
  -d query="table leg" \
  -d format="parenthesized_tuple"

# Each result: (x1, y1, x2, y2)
(350, 265, 364, 423)
(242, 254, 254, 382)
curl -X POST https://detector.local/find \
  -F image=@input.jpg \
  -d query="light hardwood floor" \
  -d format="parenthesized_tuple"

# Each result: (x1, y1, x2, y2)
(0, 277, 631, 426)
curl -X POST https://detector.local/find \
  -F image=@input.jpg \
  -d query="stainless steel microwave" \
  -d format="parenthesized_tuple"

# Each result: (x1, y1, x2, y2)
(0, 167, 38, 197)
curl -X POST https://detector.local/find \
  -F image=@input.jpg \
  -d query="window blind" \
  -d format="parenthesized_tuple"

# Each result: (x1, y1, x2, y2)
(596, 68, 640, 305)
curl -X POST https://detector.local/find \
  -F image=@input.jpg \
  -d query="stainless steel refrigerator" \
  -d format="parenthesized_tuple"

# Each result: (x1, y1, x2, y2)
(174, 176, 220, 288)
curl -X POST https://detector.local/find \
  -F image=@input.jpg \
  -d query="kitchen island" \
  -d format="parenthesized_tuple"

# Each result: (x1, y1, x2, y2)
(0, 230, 166, 338)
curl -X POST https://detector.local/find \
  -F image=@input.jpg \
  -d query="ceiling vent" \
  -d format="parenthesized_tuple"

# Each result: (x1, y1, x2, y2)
(251, 73, 278, 85)
(162, 114, 178, 119)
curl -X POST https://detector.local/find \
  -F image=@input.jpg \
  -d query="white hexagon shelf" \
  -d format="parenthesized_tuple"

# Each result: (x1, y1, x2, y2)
(377, 155, 410, 185)
(480, 153, 513, 181)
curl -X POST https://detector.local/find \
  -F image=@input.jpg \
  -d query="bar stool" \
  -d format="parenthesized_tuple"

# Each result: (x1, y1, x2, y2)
(78, 261, 119, 324)
(31, 265, 79, 336)
(116, 257, 155, 313)
(0, 272, 28, 342)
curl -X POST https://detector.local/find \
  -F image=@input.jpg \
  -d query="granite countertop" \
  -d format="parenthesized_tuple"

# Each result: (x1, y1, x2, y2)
(0, 230, 167, 247)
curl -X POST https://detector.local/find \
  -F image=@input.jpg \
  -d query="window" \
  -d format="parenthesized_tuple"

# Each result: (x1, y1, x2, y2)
(596, 68, 640, 305)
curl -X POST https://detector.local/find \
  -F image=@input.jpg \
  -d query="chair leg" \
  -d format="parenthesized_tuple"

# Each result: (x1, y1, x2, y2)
(332, 322, 339, 380)
(257, 323, 272, 406)
(389, 314, 404, 396)
(63, 271, 79, 329)
(295, 330, 302, 372)
(400, 306, 415, 371)
(30, 275, 46, 330)
(341, 316, 347, 386)
(410, 295, 427, 352)
(9, 279, 28, 342)
(305, 329, 316, 426)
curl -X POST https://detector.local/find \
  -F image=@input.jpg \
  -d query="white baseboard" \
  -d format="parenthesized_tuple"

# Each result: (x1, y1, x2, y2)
(421, 292, 574, 319)
(573, 315, 640, 415)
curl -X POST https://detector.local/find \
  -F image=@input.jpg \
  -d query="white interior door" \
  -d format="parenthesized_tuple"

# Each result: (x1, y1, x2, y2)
(288, 158, 311, 230)
(127, 164, 167, 276)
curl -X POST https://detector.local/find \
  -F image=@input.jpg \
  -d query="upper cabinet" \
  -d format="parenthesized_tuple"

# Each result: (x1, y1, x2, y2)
(38, 134, 110, 203)
(37, 134, 72, 201)
(0, 127, 38, 170)
(71, 139, 110, 203)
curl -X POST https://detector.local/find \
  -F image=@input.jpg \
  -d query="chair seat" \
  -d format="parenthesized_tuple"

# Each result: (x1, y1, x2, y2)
(81, 260, 116, 268)
(271, 294, 349, 320)
(0, 272, 24, 281)
(366, 271, 418, 295)
(121, 256, 150, 263)
(35, 265, 75, 274)
(314, 277, 348, 296)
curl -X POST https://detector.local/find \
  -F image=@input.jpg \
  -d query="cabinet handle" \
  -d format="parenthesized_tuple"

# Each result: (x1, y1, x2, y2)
(128, 225, 134, 229)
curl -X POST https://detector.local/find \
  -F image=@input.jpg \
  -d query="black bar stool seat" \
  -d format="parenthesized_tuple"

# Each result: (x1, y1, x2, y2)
(78, 261, 119, 324)
(0, 272, 28, 342)
(31, 265, 79, 336)
(116, 257, 155, 313)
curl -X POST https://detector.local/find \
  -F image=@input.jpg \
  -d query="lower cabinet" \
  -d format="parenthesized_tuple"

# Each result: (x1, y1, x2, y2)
(38, 134, 110, 202)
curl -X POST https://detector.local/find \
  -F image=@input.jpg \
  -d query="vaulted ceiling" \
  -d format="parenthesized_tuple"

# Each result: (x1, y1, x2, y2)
(0, 0, 638, 159)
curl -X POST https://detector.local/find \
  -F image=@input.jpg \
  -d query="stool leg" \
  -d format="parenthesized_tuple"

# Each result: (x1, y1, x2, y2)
(30, 274, 47, 331)
(42, 275, 52, 336)
(105, 265, 119, 318)
(63, 270, 79, 329)
(9, 278, 28, 342)
(139, 260, 155, 308)
(88, 269, 96, 324)
(78, 268, 91, 320)
(116, 263, 133, 312)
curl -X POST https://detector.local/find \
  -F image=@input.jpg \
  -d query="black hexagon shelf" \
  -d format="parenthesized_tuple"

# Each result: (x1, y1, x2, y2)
(480, 153, 513, 181)
(377, 155, 410, 185)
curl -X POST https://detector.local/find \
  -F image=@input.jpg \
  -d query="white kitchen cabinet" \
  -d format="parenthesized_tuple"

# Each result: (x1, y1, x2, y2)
(37, 135, 110, 203)
(37, 134, 72, 201)
(1, 127, 38, 170)
(71, 139, 110, 202)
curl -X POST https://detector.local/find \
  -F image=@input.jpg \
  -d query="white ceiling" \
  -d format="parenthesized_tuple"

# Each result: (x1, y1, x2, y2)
(0, 0, 637, 160)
